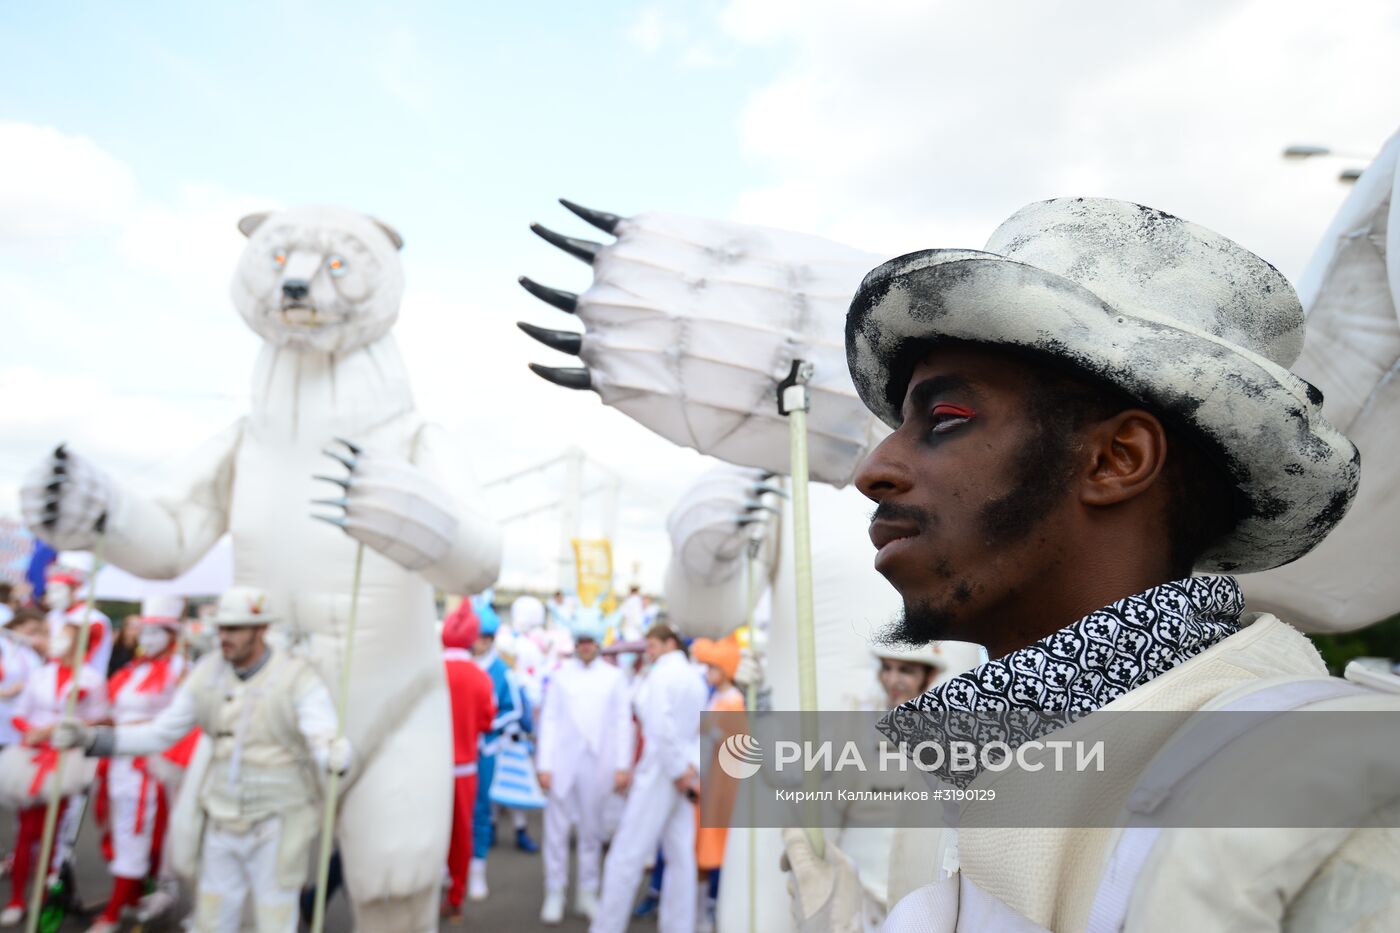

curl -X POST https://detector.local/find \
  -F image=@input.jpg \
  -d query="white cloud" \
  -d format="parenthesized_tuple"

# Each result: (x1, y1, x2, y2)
(718, 0, 1400, 282)
(627, 6, 670, 54)
(0, 122, 138, 244)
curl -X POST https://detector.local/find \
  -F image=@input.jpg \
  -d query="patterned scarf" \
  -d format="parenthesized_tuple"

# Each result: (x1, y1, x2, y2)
(878, 575, 1244, 786)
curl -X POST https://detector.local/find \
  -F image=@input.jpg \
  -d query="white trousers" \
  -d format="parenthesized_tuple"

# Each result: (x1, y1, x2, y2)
(590, 766, 696, 933)
(107, 759, 160, 879)
(543, 753, 615, 896)
(194, 817, 301, 933)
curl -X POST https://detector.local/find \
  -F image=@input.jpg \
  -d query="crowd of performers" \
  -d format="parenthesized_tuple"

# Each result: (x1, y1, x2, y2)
(0, 561, 973, 932)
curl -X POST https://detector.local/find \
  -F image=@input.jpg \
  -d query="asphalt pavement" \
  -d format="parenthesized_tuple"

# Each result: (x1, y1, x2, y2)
(0, 808, 633, 932)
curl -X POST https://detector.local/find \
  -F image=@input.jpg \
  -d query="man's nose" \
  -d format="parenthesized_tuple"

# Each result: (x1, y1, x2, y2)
(282, 279, 310, 301)
(854, 432, 913, 502)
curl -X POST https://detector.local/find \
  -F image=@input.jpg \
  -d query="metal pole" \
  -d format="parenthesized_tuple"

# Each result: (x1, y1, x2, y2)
(26, 532, 106, 933)
(777, 361, 823, 857)
(310, 540, 365, 933)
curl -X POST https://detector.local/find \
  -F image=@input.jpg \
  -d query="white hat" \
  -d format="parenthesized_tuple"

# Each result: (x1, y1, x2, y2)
(511, 595, 545, 633)
(138, 595, 185, 628)
(846, 198, 1359, 573)
(872, 642, 945, 669)
(211, 586, 278, 627)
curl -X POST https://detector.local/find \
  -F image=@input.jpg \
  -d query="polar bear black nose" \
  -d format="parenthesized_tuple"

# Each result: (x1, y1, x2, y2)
(283, 279, 310, 301)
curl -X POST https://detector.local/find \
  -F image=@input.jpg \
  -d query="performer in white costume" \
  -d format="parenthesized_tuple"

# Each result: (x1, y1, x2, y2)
(48, 586, 347, 933)
(537, 614, 633, 925)
(42, 565, 111, 680)
(0, 610, 45, 749)
(0, 621, 106, 926)
(86, 595, 190, 933)
(590, 624, 705, 933)
(21, 205, 502, 931)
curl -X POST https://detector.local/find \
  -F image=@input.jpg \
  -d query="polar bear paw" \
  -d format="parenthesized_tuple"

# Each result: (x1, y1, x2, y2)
(20, 444, 113, 549)
(311, 438, 458, 572)
(517, 200, 888, 487)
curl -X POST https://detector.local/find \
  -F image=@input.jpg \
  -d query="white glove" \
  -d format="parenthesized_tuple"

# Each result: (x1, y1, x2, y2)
(20, 445, 113, 550)
(734, 647, 763, 693)
(51, 718, 94, 751)
(520, 207, 889, 486)
(779, 827, 863, 933)
(312, 439, 459, 572)
(326, 736, 353, 776)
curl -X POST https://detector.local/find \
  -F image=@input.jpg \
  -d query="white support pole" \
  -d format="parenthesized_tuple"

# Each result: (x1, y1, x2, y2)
(777, 360, 823, 858)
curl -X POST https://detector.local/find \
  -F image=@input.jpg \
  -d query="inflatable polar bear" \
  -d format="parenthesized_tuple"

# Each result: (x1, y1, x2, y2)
(520, 193, 1400, 929)
(22, 205, 501, 931)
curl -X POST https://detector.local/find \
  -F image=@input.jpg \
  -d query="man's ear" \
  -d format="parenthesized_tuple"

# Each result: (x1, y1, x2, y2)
(1079, 410, 1169, 507)
(237, 212, 271, 237)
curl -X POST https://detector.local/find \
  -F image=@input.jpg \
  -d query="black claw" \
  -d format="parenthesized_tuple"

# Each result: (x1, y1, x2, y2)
(559, 199, 622, 235)
(736, 515, 766, 527)
(530, 224, 601, 264)
(333, 437, 362, 455)
(744, 501, 783, 516)
(46, 481, 61, 495)
(54, 444, 67, 460)
(312, 474, 351, 490)
(517, 276, 579, 314)
(750, 482, 789, 499)
(528, 363, 593, 391)
(322, 449, 356, 472)
(311, 497, 350, 509)
(517, 322, 583, 355)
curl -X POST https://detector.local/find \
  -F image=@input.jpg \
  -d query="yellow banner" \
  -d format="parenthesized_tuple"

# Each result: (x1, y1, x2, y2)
(571, 538, 615, 612)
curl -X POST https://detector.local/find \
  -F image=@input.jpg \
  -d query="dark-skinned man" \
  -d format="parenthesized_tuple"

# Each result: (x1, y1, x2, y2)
(779, 198, 1399, 932)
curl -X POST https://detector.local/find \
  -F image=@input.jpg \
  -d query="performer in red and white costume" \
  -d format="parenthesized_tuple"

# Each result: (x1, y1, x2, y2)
(440, 601, 495, 921)
(0, 620, 107, 926)
(88, 595, 190, 933)
(43, 565, 111, 681)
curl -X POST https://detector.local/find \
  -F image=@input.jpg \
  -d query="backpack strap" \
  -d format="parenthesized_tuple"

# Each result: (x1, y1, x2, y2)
(1085, 677, 1371, 933)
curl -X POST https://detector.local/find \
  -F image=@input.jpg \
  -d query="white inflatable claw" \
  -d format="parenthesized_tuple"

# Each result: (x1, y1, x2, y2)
(520, 203, 889, 487)
(20, 445, 113, 550)
(313, 439, 458, 572)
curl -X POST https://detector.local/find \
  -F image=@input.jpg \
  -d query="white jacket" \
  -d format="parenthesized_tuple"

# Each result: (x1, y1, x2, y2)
(537, 656, 633, 797)
(632, 650, 706, 780)
(884, 615, 1400, 932)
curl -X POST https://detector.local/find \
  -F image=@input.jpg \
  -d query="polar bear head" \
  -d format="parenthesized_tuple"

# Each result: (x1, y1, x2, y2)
(231, 205, 405, 354)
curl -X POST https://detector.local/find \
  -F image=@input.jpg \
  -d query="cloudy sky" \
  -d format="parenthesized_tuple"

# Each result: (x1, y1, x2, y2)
(1, 0, 1396, 591)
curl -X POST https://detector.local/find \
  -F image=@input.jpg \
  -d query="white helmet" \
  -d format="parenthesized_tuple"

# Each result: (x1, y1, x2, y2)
(212, 586, 278, 627)
(138, 595, 185, 628)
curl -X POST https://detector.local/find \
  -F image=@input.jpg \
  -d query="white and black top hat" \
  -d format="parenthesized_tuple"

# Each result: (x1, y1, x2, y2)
(845, 198, 1359, 574)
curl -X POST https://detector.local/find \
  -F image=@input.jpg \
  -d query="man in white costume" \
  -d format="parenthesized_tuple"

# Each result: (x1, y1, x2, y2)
(85, 594, 190, 933)
(590, 624, 706, 933)
(48, 586, 348, 933)
(22, 206, 501, 931)
(776, 198, 1400, 931)
(537, 615, 633, 924)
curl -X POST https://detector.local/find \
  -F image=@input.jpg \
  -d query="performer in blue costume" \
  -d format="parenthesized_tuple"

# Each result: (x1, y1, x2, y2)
(468, 591, 538, 901)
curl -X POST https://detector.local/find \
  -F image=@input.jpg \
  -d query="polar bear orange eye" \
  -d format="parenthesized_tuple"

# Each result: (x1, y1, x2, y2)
(271, 249, 288, 267)
(326, 254, 349, 278)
